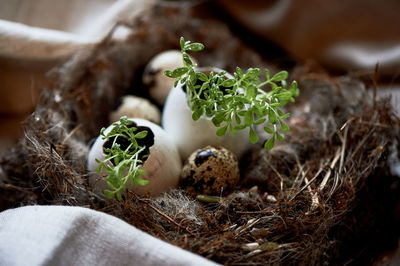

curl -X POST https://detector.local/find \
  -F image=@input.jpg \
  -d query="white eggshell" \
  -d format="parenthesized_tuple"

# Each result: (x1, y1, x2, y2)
(143, 50, 197, 105)
(109, 95, 161, 124)
(87, 118, 182, 197)
(162, 67, 251, 160)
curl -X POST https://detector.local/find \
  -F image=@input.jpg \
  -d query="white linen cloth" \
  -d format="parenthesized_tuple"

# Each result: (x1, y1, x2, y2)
(0, 205, 219, 266)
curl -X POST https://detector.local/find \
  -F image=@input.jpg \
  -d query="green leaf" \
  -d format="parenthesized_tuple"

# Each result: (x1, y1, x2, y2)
(171, 67, 188, 78)
(116, 192, 122, 201)
(197, 72, 208, 81)
(245, 84, 257, 99)
(264, 126, 274, 134)
(254, 117, 266, 125)
(180, 37, 185, 49)
(192, 110, 202, 121)
(254, 105, 264, 117)
(187, 43, 204, 51)
(246, 68, 260, 78)
(137, 169, 146, 176)
(104, 190, 114, 199)
(271, 71, 288, 82)
(235, 124, 247, 130)
(249, 127, 259, 144)
(95, 163, 102, 174)
(276, 132, 284, 141)
(280, 121, 290, 133)
(238, 110, 247, 116)
(212, 112, 226, 126)
(268, 111, 278, 124)
(264, 69, 271, 80)
(264, 136, 275, 150)
(277, 91, 292, 101)
(289, 81, 300, 97)
(135, 130, 148, 139)
(222, 79, 235, 87)
(235, 114, 241, 124)
(216, 125, 228, 136)
(269, 82, 279, 90)
(244, 110, 253, 126)
(136, 178, 149, 186)
(120, 116, 132, 125)
(280, 113, 290, 119)
(100, 127, 106, 137)
(183, 53, 192, 66)
(236, 67, 243, 78)
(164, 70, 174, 78)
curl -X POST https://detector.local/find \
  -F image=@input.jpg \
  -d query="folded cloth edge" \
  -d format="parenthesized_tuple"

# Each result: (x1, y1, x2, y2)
(0, 205, 220, 266)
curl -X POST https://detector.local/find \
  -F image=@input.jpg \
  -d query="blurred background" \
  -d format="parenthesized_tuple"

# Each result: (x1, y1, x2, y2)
(1, 0, 399, 150)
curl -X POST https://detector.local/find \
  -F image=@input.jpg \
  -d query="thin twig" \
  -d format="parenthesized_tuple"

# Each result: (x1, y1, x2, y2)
(350, 130, 373, 160)
(267, 160, 285, 191)
(319, 149, 341, 190)
(329, 123, 349, 198)
(338, 123, 349, 176)
(291, 164, 308, 189)
(234, 218, 261, 236)
(1, 183, 37, 195)
(305, 177, 320, 212)
(236, 207, 274, 215)
(356, 120, 389, 128)
(62, 124, 83, 144)
(290, 165, 324, 201)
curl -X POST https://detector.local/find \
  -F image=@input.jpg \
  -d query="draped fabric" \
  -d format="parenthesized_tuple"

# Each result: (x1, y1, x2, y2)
(0, 206, 219, 266)
(216, 0, 400, 76)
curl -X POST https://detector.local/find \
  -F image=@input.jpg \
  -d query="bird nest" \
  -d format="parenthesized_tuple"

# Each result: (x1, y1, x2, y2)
(1, 2, 399, 265)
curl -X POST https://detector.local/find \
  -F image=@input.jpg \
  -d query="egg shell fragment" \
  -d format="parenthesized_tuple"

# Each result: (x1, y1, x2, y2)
(180, 145, 240, 196)
(109, 95, 161, 124)
(87, 118, 182, 197)
(143, 50, 197, 105)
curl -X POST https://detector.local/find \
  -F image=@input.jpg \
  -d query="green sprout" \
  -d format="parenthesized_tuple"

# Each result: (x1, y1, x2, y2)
(95, 116, 149, 200)
(165, 37, 300, 150)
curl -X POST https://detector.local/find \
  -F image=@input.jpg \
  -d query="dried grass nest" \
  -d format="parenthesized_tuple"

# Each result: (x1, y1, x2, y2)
(1, 2, 400, 265)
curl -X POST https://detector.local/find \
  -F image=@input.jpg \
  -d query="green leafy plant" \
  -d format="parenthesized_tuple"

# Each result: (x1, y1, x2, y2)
(95, 116, 149, 200)
(165, 37, 300, 150)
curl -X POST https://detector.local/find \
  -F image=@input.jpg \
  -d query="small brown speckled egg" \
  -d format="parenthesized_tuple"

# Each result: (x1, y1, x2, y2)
(180, 145, 240, 196)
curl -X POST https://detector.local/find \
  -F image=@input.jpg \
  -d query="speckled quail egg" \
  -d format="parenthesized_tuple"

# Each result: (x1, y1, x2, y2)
(143, 50, 197, 105)
(109, 95, 161, 124)
(180, 145, 240, 196)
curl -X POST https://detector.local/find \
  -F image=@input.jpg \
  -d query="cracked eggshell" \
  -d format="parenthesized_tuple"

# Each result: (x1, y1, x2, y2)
(180, 145, 240, 196)
(87, 118, 182, 197)
(143, 50, 197, 105)
(109, 95, 161, 124)
(162, 67, 251, 160)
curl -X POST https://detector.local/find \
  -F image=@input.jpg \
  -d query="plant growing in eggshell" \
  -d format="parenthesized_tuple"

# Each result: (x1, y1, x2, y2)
(87, 117, 181, 199)
(162, 37, 299, 159)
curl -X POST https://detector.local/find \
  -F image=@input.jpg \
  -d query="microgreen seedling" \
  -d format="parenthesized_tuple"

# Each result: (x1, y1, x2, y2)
(165, 37, 299, 150)
(95, 116, 149, 200)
